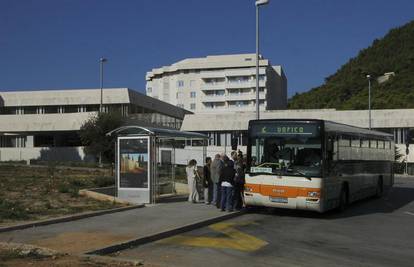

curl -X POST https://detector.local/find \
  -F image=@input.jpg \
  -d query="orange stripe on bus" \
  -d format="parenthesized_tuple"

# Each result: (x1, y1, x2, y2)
(244, 183, 321, 198)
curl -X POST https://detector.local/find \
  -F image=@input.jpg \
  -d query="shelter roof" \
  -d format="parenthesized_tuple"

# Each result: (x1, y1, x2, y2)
(107, 125, 208, 140)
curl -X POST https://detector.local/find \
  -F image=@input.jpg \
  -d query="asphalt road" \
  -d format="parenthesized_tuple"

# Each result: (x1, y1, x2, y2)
(114, 176, 414, 267)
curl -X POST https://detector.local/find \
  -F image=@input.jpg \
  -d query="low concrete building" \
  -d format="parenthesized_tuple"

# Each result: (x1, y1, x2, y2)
(181, 109, 414, 165)
(0, 88, 190, 162)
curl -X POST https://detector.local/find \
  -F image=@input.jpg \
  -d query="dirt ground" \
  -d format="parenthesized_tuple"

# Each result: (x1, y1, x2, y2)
(0, 242, 154, 267)
(32, 231, 134, 254)
(0, 164, 125, 226)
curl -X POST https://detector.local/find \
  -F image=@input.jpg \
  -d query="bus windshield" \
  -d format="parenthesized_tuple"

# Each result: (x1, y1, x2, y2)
(248, 122, 322, 177)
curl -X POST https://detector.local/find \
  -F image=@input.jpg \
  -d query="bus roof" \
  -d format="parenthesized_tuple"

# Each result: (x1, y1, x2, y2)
(324, 120, 393, 139)
(249, 119, 393, 140)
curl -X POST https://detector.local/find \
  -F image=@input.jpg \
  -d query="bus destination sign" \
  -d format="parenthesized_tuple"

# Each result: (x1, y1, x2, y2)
(251, 122, 320, 137)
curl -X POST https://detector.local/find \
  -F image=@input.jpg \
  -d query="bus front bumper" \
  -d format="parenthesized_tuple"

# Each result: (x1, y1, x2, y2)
(244, 192, 324, 213)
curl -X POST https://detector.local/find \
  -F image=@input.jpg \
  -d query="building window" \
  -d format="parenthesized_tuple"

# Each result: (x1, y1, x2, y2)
(176, 104, 184, 108)
(44, 106, 59, 114)
(190, 103, 196, 110)
(147, 87, 152, 93)
(190, 92, 196, 98)
(177, 80, 184, 87)
(63, 106, 79, 113)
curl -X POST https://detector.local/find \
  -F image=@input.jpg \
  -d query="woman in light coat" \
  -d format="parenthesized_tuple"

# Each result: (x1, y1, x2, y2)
(186, 159, 200, 203)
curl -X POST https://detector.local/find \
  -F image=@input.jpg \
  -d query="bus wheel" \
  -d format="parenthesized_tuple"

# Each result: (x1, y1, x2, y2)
(375, 177, 383, 198)
(338, 186, 348, 211)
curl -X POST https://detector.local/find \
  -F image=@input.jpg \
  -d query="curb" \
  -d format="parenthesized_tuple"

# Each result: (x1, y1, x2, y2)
(0, 205, 144, 233)
(86, 209, 246, 255)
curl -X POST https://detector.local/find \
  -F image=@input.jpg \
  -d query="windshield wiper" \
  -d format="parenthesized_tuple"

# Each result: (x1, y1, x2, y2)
(287, 169, 312, 180)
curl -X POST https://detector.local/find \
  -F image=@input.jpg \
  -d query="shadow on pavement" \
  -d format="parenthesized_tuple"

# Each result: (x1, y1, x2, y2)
(250, 184, 414, 220)
(156, 195, 188, 203)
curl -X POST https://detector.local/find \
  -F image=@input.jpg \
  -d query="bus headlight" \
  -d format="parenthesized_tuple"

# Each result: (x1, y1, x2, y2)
(245, 187, 253, 192)
(307, 191, 320, 198)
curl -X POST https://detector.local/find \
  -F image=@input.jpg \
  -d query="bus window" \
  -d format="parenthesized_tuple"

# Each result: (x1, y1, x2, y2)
(339, 137, 350, 147)
(351, 138, 361, 147)
(361, 139, 370, 148)
(385, 141, 391, 149)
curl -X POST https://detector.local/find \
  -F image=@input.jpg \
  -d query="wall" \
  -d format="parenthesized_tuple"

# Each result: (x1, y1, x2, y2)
(0, 146, 88, 162)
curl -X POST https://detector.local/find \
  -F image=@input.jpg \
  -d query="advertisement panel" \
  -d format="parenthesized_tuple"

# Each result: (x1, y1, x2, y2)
(119, 138, 149, 189)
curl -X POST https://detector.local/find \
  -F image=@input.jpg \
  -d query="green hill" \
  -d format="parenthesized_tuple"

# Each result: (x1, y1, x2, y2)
(288, 20, 414, 110)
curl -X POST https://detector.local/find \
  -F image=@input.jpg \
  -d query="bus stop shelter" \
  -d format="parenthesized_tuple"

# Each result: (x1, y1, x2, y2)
(107, 126, 208, 204)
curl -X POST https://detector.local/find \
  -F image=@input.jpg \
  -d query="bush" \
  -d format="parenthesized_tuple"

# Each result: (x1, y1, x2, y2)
(57, 183, 70, 193)
(0, 199, 29, 221)
(92, 176, 115, 188)
(69, 178, 87, 188)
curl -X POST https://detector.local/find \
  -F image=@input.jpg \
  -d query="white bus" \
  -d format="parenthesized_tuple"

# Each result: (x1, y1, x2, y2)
(244, 119, 394, 212)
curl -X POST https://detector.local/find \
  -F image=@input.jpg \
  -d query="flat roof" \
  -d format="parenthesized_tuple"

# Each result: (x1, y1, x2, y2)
(181, 109, 414, 131)
(0, 88, 191, 119)
(146, 53, 276, 80)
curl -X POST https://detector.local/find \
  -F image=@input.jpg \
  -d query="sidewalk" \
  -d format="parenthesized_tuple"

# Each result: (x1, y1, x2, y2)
(0, 200, 241, 254)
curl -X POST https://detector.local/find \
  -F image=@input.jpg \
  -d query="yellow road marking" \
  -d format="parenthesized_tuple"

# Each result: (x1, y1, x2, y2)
(158, 221, 268, 252)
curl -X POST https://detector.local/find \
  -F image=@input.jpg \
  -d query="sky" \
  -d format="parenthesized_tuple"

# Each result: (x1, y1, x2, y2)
(1, 0, 413, 97)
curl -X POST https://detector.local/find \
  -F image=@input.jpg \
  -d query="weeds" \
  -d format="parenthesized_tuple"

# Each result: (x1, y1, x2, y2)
(92, 176, 114, 188)
(0, 199, 29, 221)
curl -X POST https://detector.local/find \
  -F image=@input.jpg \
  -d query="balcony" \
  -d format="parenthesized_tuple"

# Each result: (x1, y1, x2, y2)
(224, 68, 266, 77)
(225, 80, 266, 89)
(201, 82, 226, 91)
(200, 70, 225, 79)
(226, 92, 266, 101)
(201, 94, 227, 102)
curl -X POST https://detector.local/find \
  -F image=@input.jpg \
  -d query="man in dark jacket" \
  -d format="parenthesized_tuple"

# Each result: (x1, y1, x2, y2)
(219, 156, 235, 212)
(203, 157, 212, 204)
(210, 154, 223, 207)
(232, 152, 245, 210)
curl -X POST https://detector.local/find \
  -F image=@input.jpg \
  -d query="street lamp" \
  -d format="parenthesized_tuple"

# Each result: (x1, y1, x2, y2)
(255, 0, 269, 120)
(366, 74, 371, 130)
(99, 57, 108, 113)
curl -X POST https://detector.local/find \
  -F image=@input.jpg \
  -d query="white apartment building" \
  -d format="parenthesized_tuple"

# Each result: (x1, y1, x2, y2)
(145, 54, 287, 113)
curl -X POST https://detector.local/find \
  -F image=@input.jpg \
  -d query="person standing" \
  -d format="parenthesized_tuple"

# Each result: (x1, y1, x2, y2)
(219, 156, 235, 212)
(203, 157, 212, 204)
(210, 154, 223, 207)
(186, 159, 199, 203)
(232, 152, 245, 210)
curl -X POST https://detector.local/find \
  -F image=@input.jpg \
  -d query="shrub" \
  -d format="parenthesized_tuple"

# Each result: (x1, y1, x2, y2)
(0, 199, 29, 221)
(92, 176, 115, 188)
(57, 183, 70, 193)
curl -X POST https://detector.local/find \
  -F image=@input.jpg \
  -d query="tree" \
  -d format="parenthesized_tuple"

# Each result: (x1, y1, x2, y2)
(394, 146, 405, 174)
(79, 112, 124, 164)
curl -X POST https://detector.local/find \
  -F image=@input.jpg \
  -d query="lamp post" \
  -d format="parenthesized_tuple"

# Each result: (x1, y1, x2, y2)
(255, 0, 269, 120)
(99, 57, 108, 113)
(366, 74, 371, 130)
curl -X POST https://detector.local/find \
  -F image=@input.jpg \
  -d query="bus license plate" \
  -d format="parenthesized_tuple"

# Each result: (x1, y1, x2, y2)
(269, 197, 288, 203)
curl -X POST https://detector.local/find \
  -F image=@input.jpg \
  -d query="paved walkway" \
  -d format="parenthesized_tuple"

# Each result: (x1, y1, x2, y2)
(0, 201, 237, 254)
